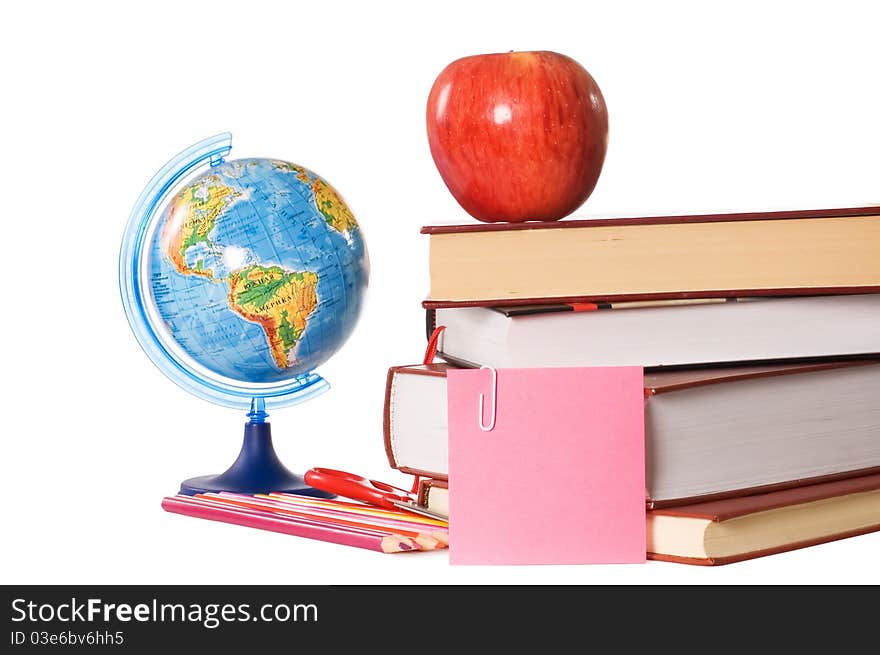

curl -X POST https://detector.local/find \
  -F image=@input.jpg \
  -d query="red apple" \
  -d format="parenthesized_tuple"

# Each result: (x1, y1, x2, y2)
(426, 50, 608, 223)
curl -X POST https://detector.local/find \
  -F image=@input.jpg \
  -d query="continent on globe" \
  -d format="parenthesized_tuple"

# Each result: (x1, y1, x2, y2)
(160, 175, 242, 278)
(272, 161, 359, 235)
(227, 264, 319, 369)
(311, 177, 359, 235)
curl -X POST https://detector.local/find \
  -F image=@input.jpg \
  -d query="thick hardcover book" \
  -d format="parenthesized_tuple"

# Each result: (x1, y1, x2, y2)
(383, 363, 452, 479)
(648, 473, 880, 565)
(421, 206, 880, 308)
(383, 360, 880, 506)
(426, 294, 880, 369)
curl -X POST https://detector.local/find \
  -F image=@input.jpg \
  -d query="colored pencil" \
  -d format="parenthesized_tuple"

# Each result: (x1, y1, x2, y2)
(248, 492, 449, 529)
(163, 496, 416, 553)
(266, 492, 449, 527)
(216, 493, 449, 545)
(195, 493, 444, 549)
(162, 495, 444, 553)
(250, 494, 449, 543)
(169, 494, 405, 542)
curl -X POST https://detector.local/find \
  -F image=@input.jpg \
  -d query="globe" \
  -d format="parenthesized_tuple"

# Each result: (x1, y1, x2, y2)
(150, 156, 366, 384)
(120, 133, 368, 495)
(121, 133, 368, 409)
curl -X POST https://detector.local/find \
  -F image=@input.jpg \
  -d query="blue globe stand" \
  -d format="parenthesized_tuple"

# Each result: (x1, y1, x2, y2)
(179, 400, 334, 497)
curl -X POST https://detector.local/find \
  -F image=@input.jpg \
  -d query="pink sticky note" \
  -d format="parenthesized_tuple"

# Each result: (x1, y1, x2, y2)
(447, 367, 646, 565)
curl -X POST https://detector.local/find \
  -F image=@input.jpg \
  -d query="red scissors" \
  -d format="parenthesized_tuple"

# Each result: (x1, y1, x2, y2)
(304, 468, 448, 522)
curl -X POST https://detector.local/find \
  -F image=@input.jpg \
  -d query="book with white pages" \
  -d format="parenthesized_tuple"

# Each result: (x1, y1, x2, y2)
(429, 294, 880, 369)
(383, 360, 880, 507)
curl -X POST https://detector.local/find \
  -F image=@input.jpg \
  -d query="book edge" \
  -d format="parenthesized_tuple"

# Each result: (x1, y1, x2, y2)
(650, 466, 880, 509)
(648, 523, 880, 566)
(421, 205, 880, 235)
(422, 287, 880, 309)
(382, 367, 400, 469)
(646, 359, 880, 394)
(652, 473, 880, 520)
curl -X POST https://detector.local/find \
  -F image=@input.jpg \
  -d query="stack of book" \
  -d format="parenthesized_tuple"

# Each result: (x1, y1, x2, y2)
(384, 206, 880, 565)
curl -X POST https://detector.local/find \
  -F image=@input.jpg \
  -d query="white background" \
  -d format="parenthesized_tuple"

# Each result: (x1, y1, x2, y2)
(2, 0, 879, 584)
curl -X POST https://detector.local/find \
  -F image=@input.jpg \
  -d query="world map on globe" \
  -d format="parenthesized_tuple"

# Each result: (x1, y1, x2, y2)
(147, 158, 368, 384)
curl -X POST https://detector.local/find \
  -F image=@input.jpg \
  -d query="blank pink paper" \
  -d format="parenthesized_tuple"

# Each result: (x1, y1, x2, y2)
(447, 367, 646, 565)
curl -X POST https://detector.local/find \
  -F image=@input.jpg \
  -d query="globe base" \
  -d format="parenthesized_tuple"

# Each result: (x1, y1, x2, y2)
(178, 420, 334, 498)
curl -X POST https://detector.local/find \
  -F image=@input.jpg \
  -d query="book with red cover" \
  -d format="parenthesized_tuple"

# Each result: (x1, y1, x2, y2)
(383, 363, 452, 480)
(421, 205, 880, 308)
(648, 473, 880, 565)
(383, 360, 880, 507)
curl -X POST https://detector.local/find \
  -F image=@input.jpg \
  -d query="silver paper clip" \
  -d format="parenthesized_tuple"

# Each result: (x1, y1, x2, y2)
(478, 366, 497, 432)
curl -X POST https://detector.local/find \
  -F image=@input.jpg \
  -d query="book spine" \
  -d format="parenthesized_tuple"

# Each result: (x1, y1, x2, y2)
(417, 478, 448, 507)
(417, 479, 449, 518)
(425, 308, 436, 341)
(382, 367, 400, 470)
(417, 479, 430, 507)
